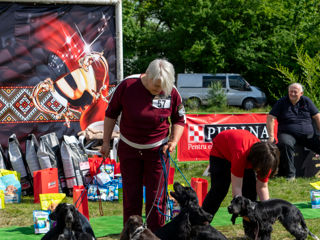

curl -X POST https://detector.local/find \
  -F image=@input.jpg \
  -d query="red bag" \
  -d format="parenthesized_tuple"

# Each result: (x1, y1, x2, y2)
(88, 157, 113, 177)
(73, 185, 89, 220)
(191, 177, 208, 207)
(168, 167, 175, 185)
(33, 168, 59, 203)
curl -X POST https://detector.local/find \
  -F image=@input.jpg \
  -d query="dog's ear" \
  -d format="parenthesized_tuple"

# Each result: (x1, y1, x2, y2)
(247, 202, 257, 222)
(242, 197, 252, 208)
(231, 213, 238, 225)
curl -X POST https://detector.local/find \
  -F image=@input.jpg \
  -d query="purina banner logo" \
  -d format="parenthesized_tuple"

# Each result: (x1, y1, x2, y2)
(188, 123, 269, 143)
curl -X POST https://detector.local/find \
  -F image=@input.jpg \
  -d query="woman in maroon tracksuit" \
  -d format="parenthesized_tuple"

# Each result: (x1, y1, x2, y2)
(100, 59, 185, 232)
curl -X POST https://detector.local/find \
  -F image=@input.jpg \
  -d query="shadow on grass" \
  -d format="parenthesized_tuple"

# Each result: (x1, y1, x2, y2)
(97, 234, 120, 239)
(4, 225, 42, 237)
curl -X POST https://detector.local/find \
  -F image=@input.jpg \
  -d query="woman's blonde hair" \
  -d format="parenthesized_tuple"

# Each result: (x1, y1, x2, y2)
(145, 59, 175, 96)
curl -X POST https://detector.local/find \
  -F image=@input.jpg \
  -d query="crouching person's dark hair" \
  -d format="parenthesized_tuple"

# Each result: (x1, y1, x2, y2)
(247, 142, 280, 179)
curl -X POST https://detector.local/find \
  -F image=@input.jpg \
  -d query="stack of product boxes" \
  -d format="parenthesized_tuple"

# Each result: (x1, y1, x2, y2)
(87, 163, 122, 202)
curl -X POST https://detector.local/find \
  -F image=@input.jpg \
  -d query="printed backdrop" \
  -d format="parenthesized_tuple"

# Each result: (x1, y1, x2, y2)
(0, 3, 116, 148)
(177, 113, 278, 162)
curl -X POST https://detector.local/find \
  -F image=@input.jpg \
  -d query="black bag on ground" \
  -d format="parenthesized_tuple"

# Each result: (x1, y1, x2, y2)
(37, 132, 67, 194)
(61, 135, 90, 195)
(8, 134, 33, 196)
(25, 134, 41, 177)
(0, 144, 9, 169)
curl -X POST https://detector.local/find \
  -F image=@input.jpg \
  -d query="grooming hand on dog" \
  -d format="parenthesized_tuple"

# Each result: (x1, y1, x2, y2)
(155, 182, 227, 240)
(42, 203, 96, 240)
(228, 195, 320, 240)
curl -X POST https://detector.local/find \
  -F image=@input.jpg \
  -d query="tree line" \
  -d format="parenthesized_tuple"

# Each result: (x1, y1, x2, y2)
(122, 0, 320, 105)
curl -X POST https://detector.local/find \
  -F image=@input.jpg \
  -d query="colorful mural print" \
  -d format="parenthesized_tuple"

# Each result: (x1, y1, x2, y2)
(0, 4, 116, 148)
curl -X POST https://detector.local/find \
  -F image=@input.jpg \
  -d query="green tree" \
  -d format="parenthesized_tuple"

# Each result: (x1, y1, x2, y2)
(273, 46, 320, 108)
(208, 81, 227, 108)
(122, 0, 320, 104)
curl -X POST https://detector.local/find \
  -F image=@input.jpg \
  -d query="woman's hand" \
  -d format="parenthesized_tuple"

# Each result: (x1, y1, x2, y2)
(100, 141, 111, 158)
(162, 141, 177, 155)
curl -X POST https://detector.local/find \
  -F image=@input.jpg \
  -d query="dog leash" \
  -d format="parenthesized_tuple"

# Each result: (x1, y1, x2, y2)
(74, 157, 108, 216)
(167, 151, 191, 188)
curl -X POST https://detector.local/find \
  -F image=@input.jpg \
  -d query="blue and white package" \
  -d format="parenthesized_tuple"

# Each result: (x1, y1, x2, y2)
(99, 164, 114, 179)
(87, 184, 98, 201)
(33, 210, 51, 234)
(310, 190, 320, 209)
(95, 172, 112, 186)
(0, 174, 21, 203)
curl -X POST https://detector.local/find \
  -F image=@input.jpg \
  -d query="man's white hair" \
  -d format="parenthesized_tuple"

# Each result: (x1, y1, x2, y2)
(288, 83, 304, 92)
(145, 59, 175, 96)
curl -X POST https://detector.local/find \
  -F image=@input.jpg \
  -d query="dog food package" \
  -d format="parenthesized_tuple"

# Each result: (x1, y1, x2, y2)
(25, 134, 41, 177)
(61, 135, 91, 194)
(95, 172, 112, 186)
(61, 137, 83, 193)
(98, 184, 118, 201)
(100, 164, 114, 179)
(33, 210, 51, 234)
(310, 190, 320, 209)
(8, 134, 33, 196)
(38, 132, 67, 194)
(87, 184, 98, 201)
(0, 169, 20, 181)
(0, 145, 9, 170)
(39, 193, 66, 211)
(0, 190, 5, 209)
(33, 168, 59, 203)
(0, 174, 22, 203)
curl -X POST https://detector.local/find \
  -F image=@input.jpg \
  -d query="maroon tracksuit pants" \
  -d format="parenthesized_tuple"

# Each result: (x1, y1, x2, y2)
(118, 140, 168, 232)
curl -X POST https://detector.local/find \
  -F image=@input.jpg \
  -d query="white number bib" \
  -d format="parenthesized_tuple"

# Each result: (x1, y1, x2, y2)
(152, 98, 171, 109)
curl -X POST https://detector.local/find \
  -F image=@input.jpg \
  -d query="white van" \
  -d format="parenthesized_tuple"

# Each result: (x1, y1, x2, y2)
(177, 73, 267, 110)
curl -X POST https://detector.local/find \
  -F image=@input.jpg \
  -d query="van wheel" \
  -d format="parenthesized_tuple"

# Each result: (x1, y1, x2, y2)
(242, 98, 255, 110)
(187, 98, 201, 109)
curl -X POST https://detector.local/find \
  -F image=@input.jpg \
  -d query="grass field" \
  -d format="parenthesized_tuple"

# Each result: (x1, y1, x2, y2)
(0, 161, 319, 239)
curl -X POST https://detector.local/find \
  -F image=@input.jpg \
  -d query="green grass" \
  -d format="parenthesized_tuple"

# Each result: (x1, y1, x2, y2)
(185, 104, 272, 114)
(1, 161, 319, 240)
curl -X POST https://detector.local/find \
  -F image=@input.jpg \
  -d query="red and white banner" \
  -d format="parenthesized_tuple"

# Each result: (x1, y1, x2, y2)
(177, 113, 278, 162)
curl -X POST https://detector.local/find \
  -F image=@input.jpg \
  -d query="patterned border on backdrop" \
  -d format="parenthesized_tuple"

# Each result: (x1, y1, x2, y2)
(0, 87, 80, 124)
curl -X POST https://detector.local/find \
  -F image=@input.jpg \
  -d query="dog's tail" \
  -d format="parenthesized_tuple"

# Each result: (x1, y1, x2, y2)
(298, 211, 320, 240)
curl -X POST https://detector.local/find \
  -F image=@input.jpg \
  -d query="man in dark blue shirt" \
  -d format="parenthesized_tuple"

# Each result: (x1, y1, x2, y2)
(266, 83, 320, 180)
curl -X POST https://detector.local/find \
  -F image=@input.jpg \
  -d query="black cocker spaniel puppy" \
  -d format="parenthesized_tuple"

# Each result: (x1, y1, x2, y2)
(42, 203, 95, 240)
(155, 182, 227, 240)
(228, 195, 319, 240)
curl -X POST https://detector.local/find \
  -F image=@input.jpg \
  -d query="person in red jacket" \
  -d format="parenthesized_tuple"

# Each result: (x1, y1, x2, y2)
(100, 59, 185, 232)
(202, 129, 280, 218)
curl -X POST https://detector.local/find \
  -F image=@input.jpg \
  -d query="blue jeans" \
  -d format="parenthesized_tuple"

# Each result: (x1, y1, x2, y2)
(277, 132, 320, 178)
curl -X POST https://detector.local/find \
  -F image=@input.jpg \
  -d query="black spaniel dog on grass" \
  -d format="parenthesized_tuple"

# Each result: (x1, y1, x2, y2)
(42, 203, 95, 240)
(228, 195, 319, 240)
(155, 182, 227, 240)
